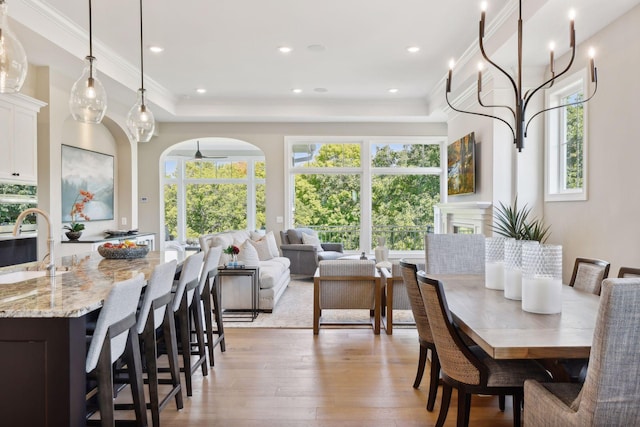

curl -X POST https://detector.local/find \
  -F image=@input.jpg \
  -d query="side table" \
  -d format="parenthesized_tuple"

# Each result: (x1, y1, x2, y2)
(215, 265, 260, 321)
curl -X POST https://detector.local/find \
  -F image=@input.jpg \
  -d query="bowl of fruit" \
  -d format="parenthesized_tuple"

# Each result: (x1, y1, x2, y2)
(97, 241, 150, 259)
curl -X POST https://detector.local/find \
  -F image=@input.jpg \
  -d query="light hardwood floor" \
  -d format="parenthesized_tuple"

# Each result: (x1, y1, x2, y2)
(117, 327, 518, 427)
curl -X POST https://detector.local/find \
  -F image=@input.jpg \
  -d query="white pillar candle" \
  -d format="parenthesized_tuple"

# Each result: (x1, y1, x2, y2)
(522, 276, 562, 314)
(504, 267, 522, 300)
(485, 261, 504, 290)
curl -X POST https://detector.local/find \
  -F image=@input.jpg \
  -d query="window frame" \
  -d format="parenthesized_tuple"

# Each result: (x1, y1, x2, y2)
(545, 69, 589, 202)
(284, 136, 446, 255)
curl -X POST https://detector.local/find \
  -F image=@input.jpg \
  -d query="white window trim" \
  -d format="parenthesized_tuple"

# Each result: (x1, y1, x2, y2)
(284, 135, 446, 255)
(545, 69, 589, 202)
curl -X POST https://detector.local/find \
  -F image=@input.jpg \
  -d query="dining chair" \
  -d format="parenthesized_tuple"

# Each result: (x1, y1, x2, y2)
(380, 259, 423, 334)
(132, 260, 182, 427)
(313, 260, 381, 335)
(399, 260, 440, 412)
(618, 266, 640, 278)
(171, 251, 207, 396)
(424, 233, 485, 274)
(524, 277, 640, 426)
(416, 271, 551, 427)
(569, 257, 610, 295)
(85, 274, 147, 427)
(197, 245, 225, 366)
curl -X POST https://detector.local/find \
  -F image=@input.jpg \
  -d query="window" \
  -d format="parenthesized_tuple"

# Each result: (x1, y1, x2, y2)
(285, 137, 445, 254)
(545, 70, 588, 201)
(163, 157, 265, 242)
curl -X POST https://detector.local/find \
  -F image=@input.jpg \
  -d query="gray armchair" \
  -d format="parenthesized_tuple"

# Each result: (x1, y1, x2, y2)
(279, 228, 344, 276)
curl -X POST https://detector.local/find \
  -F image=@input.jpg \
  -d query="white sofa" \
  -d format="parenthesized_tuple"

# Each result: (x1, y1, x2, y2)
(199, 230, 290, 312)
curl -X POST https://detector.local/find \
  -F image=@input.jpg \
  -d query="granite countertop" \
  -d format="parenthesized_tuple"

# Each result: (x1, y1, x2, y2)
(0, 250, 185, 319)
(61, 231, 155, 244)
(0, 232, 38, 241)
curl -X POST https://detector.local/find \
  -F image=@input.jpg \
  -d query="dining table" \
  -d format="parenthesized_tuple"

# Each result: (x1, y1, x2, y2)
(429, 274, 601, 360)
(0, 249, 187, 427)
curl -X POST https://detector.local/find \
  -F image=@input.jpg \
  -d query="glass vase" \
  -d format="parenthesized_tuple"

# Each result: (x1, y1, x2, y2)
(504, 238, 523, 300)
(485, 236, 505, 290)
(522, 242, 563, 314)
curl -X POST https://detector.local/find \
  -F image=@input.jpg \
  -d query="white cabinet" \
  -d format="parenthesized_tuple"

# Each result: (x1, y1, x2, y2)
(0, 94, 46, 184)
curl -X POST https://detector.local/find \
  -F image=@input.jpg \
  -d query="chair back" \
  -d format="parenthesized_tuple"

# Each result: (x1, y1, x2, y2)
(281, 228, 316, 245)
(399, 261, 432, 343)
(198, 246, 222, 294)
(416, 271, 486, 386)
(569, 257, 610, 295)
(172, 251, 205, 312)
(136, 260, 177, 334)
(424, 234, 485, 274)
(86, 273, 145, 373)
(317, 260, 377, 309)
(575, 278, 640, 423)
(199, 234, 215, 256)
(391, 258, 424, 309)
(618, 266, 640, 278)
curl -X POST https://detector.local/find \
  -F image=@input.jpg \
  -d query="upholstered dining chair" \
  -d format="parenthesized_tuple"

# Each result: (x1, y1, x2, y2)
(618, 266, 640, 278)
(131, 260, 182, 427)
(524, 277, 640, 426)
(313, 260, 381, 334)
(197, 245, 225, 366)
(85, 274, 146, 427)
(380, 258, 424, 335)
(416, 271, 551, 427)
(399, 260, 440, 412)
(424, 233, 485, 274)
(569, 257, 610, 295)
(171, 251, 207, 396)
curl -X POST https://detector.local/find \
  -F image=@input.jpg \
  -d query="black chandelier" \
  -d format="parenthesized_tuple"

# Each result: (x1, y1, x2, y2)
(446, 0, 598, 152)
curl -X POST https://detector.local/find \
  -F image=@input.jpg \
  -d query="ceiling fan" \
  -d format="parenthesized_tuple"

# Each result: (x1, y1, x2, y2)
(192, 140, 227, 160)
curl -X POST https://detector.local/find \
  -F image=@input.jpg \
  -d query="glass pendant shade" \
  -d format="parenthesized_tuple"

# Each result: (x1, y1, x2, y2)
(126, 88, 155, 143)
(0, 1, 28, 93)
(69, 56, 107, 124)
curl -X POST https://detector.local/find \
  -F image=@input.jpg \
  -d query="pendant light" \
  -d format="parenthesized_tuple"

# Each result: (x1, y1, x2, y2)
(126, 0, 155, 143)
(0, 0, 28, 93)
(69, 0, 107, 124)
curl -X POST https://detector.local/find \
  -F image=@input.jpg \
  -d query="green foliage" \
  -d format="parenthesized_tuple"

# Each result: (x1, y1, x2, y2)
(492, 197, 550, 243)
(565, 93, 584, 189)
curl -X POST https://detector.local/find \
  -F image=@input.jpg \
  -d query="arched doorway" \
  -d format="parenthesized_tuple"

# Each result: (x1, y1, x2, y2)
(160, 137, 265, 244)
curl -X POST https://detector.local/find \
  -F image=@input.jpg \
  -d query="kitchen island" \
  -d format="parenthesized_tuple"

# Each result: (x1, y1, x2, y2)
(0, 250, 185, 427)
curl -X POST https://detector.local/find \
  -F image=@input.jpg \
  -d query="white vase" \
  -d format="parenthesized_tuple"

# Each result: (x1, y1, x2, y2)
(374, 236, 389, 263)
(521, 242, 563, 314)
(503, 239, 523, 300)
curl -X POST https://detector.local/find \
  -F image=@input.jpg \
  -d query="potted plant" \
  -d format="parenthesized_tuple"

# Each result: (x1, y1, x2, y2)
(63, 189, 94, 240)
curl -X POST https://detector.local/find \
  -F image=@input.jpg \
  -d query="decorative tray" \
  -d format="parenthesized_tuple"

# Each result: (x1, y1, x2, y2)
(97, 244, 149, 259)
(105, 229, 139, 236)
(224, 263, 246, 269)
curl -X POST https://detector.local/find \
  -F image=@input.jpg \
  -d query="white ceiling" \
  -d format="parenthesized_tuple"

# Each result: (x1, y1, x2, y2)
(7, 0, 640, 124)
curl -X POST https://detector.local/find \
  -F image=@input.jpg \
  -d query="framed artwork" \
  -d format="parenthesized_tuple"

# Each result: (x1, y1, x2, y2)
(61, 145, 114, 222)
(447, 132, 476, 196)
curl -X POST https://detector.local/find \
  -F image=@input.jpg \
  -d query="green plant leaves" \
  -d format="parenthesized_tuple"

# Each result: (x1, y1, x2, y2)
(491, 197, 550, 243)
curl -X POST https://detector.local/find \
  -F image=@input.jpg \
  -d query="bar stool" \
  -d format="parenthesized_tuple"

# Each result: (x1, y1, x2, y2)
(172, 251, 207, 396)
(85, 274, 147, 427)
(135, 260, 183, 427)
(197, 245, 225, 366)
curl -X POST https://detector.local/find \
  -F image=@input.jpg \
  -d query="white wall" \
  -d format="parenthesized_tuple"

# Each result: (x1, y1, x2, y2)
(138, 122, 447, 242)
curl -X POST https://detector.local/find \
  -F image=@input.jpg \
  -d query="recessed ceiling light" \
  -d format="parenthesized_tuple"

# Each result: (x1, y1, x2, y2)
(292, 88, 303, 94)
(314, 87, 328, 93)
(148, 45, 164, 53)
(196, 88, 207, 94)
(307, 44, 326, 52)
(278, 46, 293, 53)
(407, 46, 420, 53)
(388, 88, 399, 93)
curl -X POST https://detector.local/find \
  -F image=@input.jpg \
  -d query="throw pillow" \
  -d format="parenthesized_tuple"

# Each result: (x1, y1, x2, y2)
(302, 232, 323, 252)
(248, 238, 273, 261)
(250, 230, 263, 241)
(264, 231, 280, 258)
(238, 240, 260, 266)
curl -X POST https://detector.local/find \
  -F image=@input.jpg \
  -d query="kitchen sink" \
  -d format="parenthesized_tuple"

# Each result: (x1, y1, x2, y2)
(0, 269, 71, 284)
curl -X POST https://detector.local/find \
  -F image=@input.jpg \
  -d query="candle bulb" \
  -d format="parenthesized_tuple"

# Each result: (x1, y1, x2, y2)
(589, 47, 596, 82)
(569, 10, 576, 47)
(477, 62, 484, 92)
(480, 2, 487, 37)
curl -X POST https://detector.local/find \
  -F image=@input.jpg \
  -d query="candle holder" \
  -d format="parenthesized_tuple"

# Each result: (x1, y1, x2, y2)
(504, 238, 523, 300)
(485, 237, 505, 290)
(522, 242, 563, 314)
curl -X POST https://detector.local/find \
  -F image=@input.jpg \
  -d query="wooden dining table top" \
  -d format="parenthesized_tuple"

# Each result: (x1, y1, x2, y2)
(428, 274, 600, 360)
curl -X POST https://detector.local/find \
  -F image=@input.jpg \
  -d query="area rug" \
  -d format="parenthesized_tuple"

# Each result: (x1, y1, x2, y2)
(224, 276, 416, 329)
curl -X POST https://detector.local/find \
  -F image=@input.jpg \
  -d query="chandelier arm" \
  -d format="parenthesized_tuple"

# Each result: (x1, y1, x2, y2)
(447, 91, 516, 142)
(523, 45, 576, 114)
(479, 35, 519, 98)
(477, 91, 516, 120)
(524, 79, 598, 137)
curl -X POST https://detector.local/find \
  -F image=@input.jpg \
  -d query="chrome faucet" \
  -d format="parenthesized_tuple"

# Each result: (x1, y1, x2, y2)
(13, 208, 56, 277)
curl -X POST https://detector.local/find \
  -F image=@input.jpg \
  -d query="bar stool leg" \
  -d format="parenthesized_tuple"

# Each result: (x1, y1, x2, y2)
(163, 308, 184, 409)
